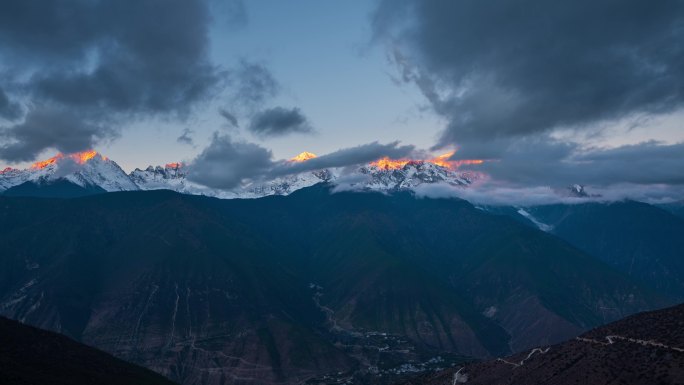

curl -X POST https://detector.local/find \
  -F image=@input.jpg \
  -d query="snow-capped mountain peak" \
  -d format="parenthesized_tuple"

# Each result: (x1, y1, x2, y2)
(1, 151, 479, 199)
(357, 160, 472, 191)
(0, 151, 138, 193)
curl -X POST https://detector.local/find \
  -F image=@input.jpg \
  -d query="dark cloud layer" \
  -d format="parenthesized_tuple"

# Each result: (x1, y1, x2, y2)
(249, 107, 313, 138)
(374, 0, 684, 146)
(0, 87, 22, 121)
(187, 134, 273, 190)
(465, 138, 684, 187)
(218, 61, 282, 128)
(187, 135, 414, 190)
(219, 108, 240, 128)
(0, 0, 241, 162)
(177, 128, 195, 146)
(3, 0, 222, 114)
(270, 141, 414, 177)
(0, 107, 116, 162)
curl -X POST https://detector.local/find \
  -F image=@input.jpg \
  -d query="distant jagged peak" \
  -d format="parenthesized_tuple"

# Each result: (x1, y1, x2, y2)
(565, 184, 602, 198)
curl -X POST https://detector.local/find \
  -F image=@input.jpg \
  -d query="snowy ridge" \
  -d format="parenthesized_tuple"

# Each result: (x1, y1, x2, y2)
(0, 154, 137, 192)
(357, 161, 472, 191)
(1, 153, 476, 199)
(516, 208, 554, 232)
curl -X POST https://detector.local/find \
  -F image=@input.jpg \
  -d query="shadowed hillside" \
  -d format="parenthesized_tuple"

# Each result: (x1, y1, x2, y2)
(0, 316, 177, 385)
(400, 302, 684, 385)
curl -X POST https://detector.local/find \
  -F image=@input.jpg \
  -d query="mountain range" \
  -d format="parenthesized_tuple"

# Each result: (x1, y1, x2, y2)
(0, 150, 474, 199)
(1, 151, 683, 384)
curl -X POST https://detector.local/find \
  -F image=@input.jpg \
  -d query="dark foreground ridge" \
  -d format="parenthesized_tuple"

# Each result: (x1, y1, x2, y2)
(0, 316, 178, 385)
(401, 303, 684, 385)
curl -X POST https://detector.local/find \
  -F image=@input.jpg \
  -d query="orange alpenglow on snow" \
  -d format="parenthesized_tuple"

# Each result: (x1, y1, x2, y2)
(429, 151, 457, 168)
(451, 159, 484, 167)
(370, 150, 484, 170)
(165, 162, 182, 169)
(31, 150, 102, 170)
(31, 155, 62, 169)
(290, 152, 317, 162)
(429, 150, 484, 169)
(370, 157, 411, 170)
(72, 149, 99, 164)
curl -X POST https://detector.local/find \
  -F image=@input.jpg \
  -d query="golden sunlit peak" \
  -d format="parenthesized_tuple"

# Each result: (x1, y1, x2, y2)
(370, 157, 411, 170)
(31, 155, 61, 170)
(73, 149, 99, 164)
(31, 150, 102, 170)
(290, 152, 317, 162)
(165, 162, 182, 169)
(369, 150, 484, 171)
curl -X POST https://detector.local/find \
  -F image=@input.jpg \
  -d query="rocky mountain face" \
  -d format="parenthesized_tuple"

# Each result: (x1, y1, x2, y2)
(0, 186, 669, 385)
(402, 302, 684, 385)
(0, 316, 177, 385)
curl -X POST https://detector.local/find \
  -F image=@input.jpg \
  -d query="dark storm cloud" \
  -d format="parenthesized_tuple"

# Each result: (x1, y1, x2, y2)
(270, 141, 415, 177)
(0, 87, 22, 121)
(413, 139, 684, 205)
(28, 0, 223, 114)
(177, 128, 195, 146)
(565, 141, 684, 186)
(0, 107, 116, 162)
(465, 138, 684, 187)
(248, 107, 313, 138)
(186, 133, 273, 190)
(0, 0, 244, 161)
(373, 0, 684, 146)
(219, 108, 240, 127)
(187, 137, 414, 191)
(0, 1, 100, 62)
(223, 62, 316, 137)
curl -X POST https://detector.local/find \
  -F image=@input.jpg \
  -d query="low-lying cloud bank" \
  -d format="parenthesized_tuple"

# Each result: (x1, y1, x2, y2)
(455, 139, 684, 187)
(413, 181, 684, 207)
(184, 132, 683, 205)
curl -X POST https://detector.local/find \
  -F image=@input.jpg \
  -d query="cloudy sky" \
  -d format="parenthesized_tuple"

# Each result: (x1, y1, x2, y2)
(1, 0, 683, 199)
